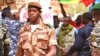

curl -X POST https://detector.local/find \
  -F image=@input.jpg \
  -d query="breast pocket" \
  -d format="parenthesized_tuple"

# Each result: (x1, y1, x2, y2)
(69, 35, 75, 41)
(37, 31, 49, 49)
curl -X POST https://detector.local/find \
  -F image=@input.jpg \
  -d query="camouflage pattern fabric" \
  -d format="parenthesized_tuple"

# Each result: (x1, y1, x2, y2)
(89, 21, 100, 48)
(0, 19, 10, 56)
(88, 21, 100, 56)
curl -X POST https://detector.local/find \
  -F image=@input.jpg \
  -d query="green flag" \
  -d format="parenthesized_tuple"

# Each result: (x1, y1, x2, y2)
(60, 0, 80, 4)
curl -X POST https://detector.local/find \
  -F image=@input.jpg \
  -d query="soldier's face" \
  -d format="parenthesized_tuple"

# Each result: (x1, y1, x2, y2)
(28, 7, 41, 22)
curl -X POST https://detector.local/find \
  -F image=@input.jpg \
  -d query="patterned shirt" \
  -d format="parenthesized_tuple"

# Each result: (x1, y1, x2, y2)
(0, 18, 10, 56)
(64, 27, 75, 51)
(6, 20, 22, 56)
(89, 21, 100, 48)
(18, 20, 57, 56)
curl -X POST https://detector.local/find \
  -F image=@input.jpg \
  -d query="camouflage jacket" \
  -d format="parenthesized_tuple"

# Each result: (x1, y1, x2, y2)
(0, 19, 10, 56)
(88, 21, 100, 48)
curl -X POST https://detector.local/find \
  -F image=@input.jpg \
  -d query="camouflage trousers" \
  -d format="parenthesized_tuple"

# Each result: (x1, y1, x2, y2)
(91, 47, 100, 56)
(0, 39, 4, 56)
(0, 39, 9, 56)
(0, 45, 4, 56)
(4, 44, 9, 56)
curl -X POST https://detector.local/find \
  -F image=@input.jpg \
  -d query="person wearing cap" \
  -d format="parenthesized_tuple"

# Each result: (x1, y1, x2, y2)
(66, 12, 94, 56)
(16, 2, 57, 56)
(88, 3, 100, 56)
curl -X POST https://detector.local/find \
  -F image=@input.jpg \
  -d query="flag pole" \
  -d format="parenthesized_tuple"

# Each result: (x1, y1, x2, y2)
(58, 0, 67, 18)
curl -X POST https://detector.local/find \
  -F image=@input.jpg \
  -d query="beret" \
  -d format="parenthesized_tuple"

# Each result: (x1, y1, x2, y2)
(28, 2, 41, 9)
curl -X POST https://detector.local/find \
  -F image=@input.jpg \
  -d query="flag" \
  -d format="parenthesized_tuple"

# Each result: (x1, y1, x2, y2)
(81, 0, 95, 7)
(60, 0, 80, 4)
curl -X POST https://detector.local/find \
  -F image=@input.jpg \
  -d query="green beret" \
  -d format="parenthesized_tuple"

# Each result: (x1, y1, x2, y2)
(93, 3, 100, 10)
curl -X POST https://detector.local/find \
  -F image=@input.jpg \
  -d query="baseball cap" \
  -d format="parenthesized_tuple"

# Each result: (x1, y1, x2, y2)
(93, 3, 100, 10)
(28, 2, 42, 9)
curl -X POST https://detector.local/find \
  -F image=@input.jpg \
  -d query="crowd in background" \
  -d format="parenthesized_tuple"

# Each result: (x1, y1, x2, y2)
(0, 1, 100, 56)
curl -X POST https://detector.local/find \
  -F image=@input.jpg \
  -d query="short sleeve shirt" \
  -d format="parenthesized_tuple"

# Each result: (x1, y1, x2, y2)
(18, 22, 57, 56)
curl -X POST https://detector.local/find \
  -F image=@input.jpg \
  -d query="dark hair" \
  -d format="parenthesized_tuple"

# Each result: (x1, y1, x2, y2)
(1, 6, 11, 19)
(53, 15, 59, 28)
(82, 12, 93, 20)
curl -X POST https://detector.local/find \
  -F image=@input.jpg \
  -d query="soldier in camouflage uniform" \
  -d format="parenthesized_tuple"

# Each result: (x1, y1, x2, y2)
(0, 20, 10, 56)
(88, 3, 100, 56)
(0, 6, 11, 56)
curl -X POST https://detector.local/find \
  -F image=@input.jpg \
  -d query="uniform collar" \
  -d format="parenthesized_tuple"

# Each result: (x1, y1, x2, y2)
(28, 19, 45, 30)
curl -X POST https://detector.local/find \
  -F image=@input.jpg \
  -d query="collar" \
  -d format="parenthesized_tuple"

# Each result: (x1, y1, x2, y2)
(28, 19, 46, 30)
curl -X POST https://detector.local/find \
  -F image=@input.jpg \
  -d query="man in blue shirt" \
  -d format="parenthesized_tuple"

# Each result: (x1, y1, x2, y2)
(66, 12, 94, 56)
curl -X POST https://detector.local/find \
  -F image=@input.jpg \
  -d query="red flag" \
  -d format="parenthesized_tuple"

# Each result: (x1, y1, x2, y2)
(81, 0, 95, 6)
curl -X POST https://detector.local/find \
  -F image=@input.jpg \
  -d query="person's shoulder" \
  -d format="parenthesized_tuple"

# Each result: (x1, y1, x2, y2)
(77, 25, 85, 33)
(44, 24, 52, 28)
(44, 24, 55, 32)
(78, 24, 85, 30)
(0, 22, 8, 33)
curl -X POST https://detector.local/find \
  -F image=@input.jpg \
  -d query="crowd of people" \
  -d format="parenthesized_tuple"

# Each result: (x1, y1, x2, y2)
(0, 1, 100, 56)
